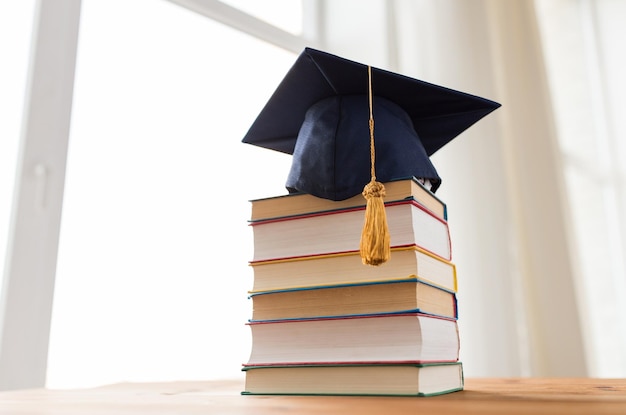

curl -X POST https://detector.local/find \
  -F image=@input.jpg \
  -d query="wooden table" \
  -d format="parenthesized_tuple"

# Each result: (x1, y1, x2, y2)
(0, 378, 624, 414)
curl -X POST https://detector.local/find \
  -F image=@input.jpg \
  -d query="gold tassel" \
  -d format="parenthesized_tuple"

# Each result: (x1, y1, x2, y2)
(359, 66, 391, 266)
(360, 179, 390, 265)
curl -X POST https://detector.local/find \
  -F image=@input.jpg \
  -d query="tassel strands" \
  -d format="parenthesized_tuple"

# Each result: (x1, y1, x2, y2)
(359, 66, 391, 266)
(360, 180, 390, 265)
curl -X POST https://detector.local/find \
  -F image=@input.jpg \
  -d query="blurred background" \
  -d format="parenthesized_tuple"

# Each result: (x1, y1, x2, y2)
(0, 0, 624, 390)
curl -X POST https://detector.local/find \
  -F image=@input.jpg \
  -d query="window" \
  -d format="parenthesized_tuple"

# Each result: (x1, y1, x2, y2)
(219, 0, 303, 34)
(47, 0, 300, 388)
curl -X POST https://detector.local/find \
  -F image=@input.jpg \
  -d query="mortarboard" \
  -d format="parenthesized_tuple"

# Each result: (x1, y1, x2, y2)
(242, 47, 501, 201)
(242, 47, 500, 266)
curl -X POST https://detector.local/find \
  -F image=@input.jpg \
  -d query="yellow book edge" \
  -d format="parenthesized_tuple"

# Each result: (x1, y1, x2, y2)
(248, 245, 458, 293)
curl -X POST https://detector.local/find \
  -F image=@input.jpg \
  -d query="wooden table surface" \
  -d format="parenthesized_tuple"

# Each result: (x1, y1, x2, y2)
(0, 378, 624, 414)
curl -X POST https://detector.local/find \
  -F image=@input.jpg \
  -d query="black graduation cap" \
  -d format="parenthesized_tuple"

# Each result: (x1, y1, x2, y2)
(242, 47, 501, 201)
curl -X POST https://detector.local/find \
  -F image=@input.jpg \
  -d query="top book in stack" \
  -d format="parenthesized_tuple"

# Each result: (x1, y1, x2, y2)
(250, 176, 447, 223)
(250, 189, 451, 263)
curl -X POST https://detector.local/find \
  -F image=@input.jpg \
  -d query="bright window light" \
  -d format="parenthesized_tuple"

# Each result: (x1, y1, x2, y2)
(0, 1, 36, 298)
(47, 0, 297, 389)
(220, 0, 303, 34)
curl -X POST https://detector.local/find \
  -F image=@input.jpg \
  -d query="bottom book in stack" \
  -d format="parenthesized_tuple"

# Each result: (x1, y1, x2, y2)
(243, 362, 463, 397)
(242, 280, 463, 396)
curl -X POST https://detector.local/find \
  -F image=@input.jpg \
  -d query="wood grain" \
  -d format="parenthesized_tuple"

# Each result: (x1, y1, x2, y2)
(0, 378, 624, 414)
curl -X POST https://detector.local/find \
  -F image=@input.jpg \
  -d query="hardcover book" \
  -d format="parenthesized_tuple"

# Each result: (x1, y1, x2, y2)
(249, 278, 457, 321)
(250, 199, 451, 262)
(249, 176, 447, 222)
(245, 313, 460, 366)
(242, 362, 464, 396)
(250, 245, 457, 293)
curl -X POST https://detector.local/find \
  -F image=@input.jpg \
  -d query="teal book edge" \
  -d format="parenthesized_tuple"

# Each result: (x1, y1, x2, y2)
(247, 310, 457, 323)
(241, 362, 462, 370)
(240, 387, 463, 397)
(248, 277, 456, 296)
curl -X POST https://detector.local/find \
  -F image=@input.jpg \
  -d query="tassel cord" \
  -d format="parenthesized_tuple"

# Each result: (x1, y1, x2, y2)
(359, 66, 391, 266)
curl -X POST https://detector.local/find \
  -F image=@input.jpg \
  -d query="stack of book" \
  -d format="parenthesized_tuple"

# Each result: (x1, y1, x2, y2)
(242, 177, 463, 397)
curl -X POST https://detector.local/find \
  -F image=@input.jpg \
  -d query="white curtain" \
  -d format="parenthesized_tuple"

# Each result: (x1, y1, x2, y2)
(320, 0, 626, 377)
(535, 0, 626, 377)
